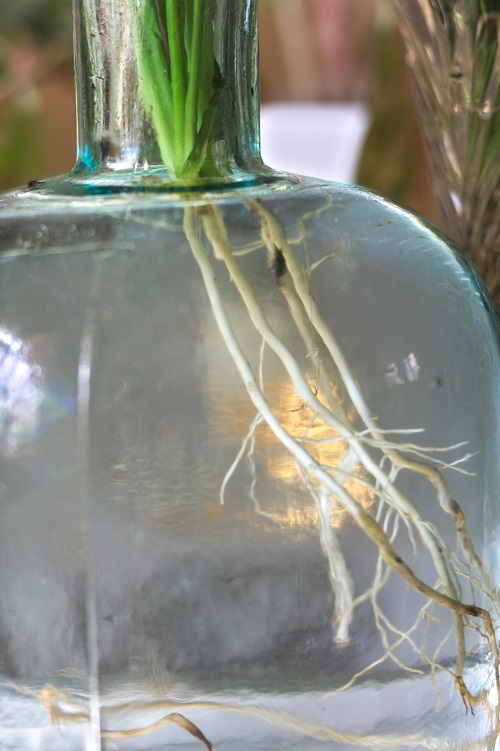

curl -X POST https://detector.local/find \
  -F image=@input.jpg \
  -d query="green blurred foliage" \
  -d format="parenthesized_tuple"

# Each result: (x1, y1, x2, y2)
(2, 0, 72, 44)
(0, 0, 73, 190)
(0, 107, 40, 183)
(357, 22, 436, 222)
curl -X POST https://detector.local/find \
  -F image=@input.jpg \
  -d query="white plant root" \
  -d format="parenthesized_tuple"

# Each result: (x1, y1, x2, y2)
(184, 202, 500, 737)
(8, 681, 439, 749)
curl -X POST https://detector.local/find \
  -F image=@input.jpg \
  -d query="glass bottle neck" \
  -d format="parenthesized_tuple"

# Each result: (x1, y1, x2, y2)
(72, 0, 264, 186)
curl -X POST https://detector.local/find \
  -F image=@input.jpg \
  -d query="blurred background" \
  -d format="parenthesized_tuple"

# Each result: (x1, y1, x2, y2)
(0, 0, 437, 223)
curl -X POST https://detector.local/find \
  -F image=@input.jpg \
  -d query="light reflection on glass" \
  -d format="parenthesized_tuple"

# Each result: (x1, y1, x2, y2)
(385, 352, 420, 386)
(404, 352, 420, 383)
(209, 376, 374, 531)
(0, 326, 43, 455)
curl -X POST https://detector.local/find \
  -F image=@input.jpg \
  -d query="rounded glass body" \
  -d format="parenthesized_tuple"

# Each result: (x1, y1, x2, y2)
(1, 0, 500, 748)
(0, 175, 499, 750)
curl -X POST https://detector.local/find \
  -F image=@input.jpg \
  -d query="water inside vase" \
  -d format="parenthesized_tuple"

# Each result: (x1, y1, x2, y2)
(0, 182, 499, 750)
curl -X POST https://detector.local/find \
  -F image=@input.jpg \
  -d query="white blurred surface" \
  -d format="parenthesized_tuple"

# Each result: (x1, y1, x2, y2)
(260, 102, 370, 183)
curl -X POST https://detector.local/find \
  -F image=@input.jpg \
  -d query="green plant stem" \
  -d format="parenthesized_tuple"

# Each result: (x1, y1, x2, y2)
(133, 1, 175, 170)
(185, 0, 206, 152)
(165, 0, 188, 171)
(134, 0, 217, 178)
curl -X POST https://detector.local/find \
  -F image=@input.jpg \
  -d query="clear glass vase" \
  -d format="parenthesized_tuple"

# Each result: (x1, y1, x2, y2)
(1, 1, 500, 750)
(393, 0, 500, 305)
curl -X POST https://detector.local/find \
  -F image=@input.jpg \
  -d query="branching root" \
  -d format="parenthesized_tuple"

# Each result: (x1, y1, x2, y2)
(182, 201, 500, 740)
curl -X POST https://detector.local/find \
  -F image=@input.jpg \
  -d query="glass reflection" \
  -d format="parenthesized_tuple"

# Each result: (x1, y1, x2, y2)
(0, 326, 43, 455)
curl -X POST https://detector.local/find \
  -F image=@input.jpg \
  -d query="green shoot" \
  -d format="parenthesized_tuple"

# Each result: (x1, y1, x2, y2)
(133, 0, 219, 178)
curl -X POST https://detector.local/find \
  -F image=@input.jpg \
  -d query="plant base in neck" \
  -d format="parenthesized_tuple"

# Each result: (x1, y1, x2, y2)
(17, 167, 281, 200)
